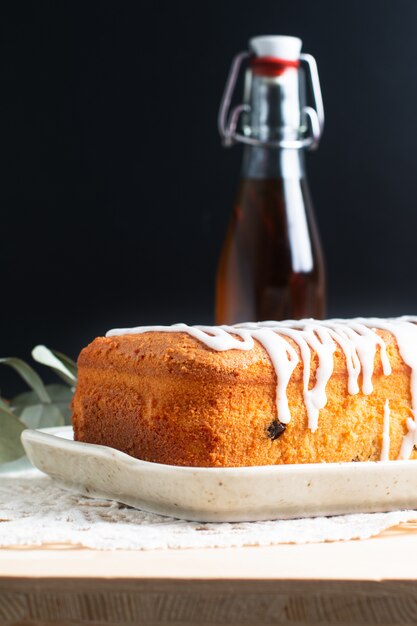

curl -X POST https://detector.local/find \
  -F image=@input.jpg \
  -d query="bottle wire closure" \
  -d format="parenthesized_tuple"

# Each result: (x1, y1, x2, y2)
(218, 49, 324, 151)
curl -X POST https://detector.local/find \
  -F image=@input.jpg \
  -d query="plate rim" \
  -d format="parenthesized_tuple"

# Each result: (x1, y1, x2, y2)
(21, 426, 415, 476)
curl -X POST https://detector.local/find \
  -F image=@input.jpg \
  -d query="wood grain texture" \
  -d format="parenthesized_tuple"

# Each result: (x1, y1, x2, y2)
(2, 579, 417, 625)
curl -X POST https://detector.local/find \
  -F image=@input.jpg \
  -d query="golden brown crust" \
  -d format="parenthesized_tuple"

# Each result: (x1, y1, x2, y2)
(71, 330, 416, 467)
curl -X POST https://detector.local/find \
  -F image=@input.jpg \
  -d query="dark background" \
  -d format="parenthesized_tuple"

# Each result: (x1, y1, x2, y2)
(1, 0, 417, 393)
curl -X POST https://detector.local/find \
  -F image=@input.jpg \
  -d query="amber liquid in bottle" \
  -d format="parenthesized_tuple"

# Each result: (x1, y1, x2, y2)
(216, 149, 325, 324)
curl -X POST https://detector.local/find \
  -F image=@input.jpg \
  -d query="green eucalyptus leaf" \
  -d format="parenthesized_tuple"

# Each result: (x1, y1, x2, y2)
(32, 345, 77, 387)
(0, 455, 32, 474)
(12, 384, 73, 407)
(11, 384, 73, 424)
(0, 357, 51, 404)
(0, 406, 25, 464)
(51, 349, 77, 380)
(19, 403, 65, 429)
(0, 397, 10, 411)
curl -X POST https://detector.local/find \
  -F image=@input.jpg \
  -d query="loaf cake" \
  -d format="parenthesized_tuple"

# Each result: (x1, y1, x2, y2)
(71, 317, 417, 467)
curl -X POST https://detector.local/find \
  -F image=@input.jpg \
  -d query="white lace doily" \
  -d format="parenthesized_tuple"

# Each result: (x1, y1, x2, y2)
(1, 469, 417, 550)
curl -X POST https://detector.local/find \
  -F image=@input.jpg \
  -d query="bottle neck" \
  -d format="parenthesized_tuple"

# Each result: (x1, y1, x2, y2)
(242, 64, 306, 144)
(241, 146, 306, 179)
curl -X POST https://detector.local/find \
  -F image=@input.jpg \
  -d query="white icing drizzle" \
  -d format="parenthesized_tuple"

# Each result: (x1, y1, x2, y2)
(240, 322, 336, 431)
(380, 399, 391, 462)
(398, 417, 417, 460)
(354, 317, 417, 459)
(106, 317, 417, 458)
(249, 328, 299, 425)
(107, 323, 256, 352)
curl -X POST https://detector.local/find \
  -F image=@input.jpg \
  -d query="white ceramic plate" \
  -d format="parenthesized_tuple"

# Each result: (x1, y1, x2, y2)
(21, 426, 417, 522)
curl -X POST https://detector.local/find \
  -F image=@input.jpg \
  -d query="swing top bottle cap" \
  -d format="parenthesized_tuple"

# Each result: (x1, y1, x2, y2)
(249, 35, 302, 61)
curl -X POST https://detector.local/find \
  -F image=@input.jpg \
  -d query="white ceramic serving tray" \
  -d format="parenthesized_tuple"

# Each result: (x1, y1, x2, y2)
(21, 426, 417, 522)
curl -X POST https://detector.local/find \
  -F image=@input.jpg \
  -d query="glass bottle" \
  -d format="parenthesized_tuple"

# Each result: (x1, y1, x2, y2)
(216, 36, 326, 324)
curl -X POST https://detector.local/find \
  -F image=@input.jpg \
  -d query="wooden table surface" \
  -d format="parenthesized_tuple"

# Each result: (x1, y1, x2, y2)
(1, 523, 417, 626)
